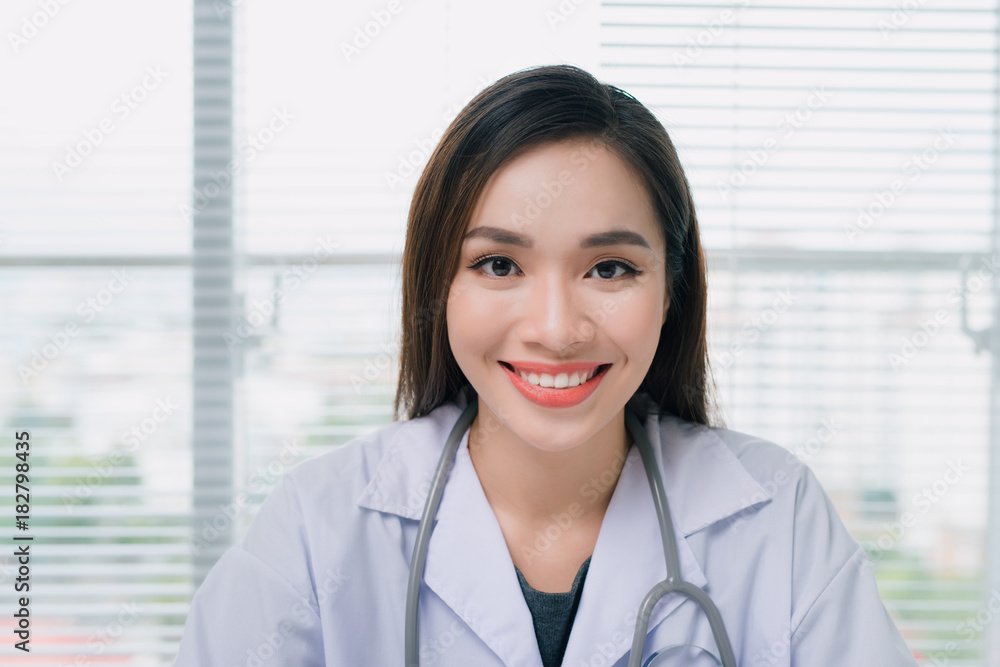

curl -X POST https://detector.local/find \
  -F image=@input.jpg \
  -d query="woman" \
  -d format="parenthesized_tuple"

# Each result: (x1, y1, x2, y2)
(173, 64, 918, 666)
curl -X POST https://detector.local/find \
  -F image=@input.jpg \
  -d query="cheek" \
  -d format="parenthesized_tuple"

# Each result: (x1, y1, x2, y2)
(447, 280, 478, 330)
(601, 291, 665, 358)
(446, 279, 496, 357)
(448, 277, 518, 325)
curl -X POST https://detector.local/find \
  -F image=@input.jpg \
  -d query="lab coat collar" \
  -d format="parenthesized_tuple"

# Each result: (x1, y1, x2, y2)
(357, 389, 772, 666)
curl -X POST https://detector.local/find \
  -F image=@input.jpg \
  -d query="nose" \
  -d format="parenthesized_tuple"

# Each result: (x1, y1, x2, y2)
(516, 271, 595, 357)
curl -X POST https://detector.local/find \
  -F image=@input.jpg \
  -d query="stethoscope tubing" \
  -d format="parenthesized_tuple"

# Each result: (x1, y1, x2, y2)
(404, 389, 736, 667)
(625, 405, 737, 667)
(404, 390, 479, 667)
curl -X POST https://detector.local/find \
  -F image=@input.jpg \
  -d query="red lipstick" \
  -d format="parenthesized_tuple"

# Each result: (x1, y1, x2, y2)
(499, 361, 610, 408)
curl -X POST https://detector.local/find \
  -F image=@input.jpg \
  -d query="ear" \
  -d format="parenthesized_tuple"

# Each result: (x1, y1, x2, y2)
(661, 293, 670, 327)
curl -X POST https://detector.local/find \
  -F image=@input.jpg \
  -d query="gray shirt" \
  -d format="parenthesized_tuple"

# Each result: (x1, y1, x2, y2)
(513, 556, 593, 667)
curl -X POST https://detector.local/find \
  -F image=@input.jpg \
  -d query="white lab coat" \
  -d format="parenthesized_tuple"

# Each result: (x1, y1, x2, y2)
(173, 389, 918, 666)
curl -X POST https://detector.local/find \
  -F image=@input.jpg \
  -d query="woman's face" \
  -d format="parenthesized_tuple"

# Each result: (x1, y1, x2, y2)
(446, 137, 670, 453)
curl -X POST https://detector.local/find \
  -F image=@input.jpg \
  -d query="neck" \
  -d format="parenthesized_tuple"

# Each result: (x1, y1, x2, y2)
(466, 399, 632, 528)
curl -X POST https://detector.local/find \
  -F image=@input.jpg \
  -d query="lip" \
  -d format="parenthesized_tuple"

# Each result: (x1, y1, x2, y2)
(499, 361, 611, 409)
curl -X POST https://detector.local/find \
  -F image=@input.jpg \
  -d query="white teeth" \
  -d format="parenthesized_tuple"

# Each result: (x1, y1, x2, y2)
(516, 366, 600, 388)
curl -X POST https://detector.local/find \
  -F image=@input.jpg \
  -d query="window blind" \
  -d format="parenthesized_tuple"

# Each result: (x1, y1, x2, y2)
(600, 1, 999, 664)
(0, 0, 193, 662)
(3, 0, 997, 664)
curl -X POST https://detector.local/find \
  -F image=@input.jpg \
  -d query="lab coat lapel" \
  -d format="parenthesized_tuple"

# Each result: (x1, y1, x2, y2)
(357, 391, 544, 666)
(357, 392, 772, 667)
(560, 408, 701, 667)
(560, 408, 772, 667)
(423, 428, 545, 666)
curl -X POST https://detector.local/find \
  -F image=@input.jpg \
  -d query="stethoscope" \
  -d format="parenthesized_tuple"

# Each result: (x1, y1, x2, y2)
(404, 387, 737, 667)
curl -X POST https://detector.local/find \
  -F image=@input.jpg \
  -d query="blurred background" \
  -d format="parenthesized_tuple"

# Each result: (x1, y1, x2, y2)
(0, 0, 998, 664)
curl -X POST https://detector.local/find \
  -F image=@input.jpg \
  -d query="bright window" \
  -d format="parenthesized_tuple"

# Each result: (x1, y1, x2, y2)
(1, 1, 996, 664)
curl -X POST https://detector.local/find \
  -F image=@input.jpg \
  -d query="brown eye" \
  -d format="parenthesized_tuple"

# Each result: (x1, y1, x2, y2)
(588, 260, 641, 280)
(468, 255, 521, 278)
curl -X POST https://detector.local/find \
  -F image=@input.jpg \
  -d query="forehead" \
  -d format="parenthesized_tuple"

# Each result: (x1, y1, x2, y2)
(463, 138, 664, 251)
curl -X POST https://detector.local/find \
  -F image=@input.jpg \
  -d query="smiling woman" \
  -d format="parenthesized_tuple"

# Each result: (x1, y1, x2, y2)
(173, 64, 919, 667)
(444, 138, 674, 601)
(395, 68, 710, 430)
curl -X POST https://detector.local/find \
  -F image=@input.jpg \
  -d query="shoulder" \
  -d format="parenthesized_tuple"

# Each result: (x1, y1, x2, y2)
(278, 414, 411, 509)
(692, 417, 870, 626)
(687, 426, 917, 663)
(176, 412, 433, 666)
(706, 418, 808, 483)
(696, 416, 844, 522)
(231, 401, 459, 592)
(223, 418, 399, 590)
(238, 392, 470, 541)
(655, 411, 818, 519)
(702, 416, 854, 543)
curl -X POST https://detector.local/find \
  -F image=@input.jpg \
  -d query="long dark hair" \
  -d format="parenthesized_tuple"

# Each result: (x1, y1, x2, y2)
(392, 64, 722, 427)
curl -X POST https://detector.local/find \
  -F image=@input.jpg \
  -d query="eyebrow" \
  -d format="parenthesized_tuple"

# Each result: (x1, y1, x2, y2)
(461, 226, 652, 250)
